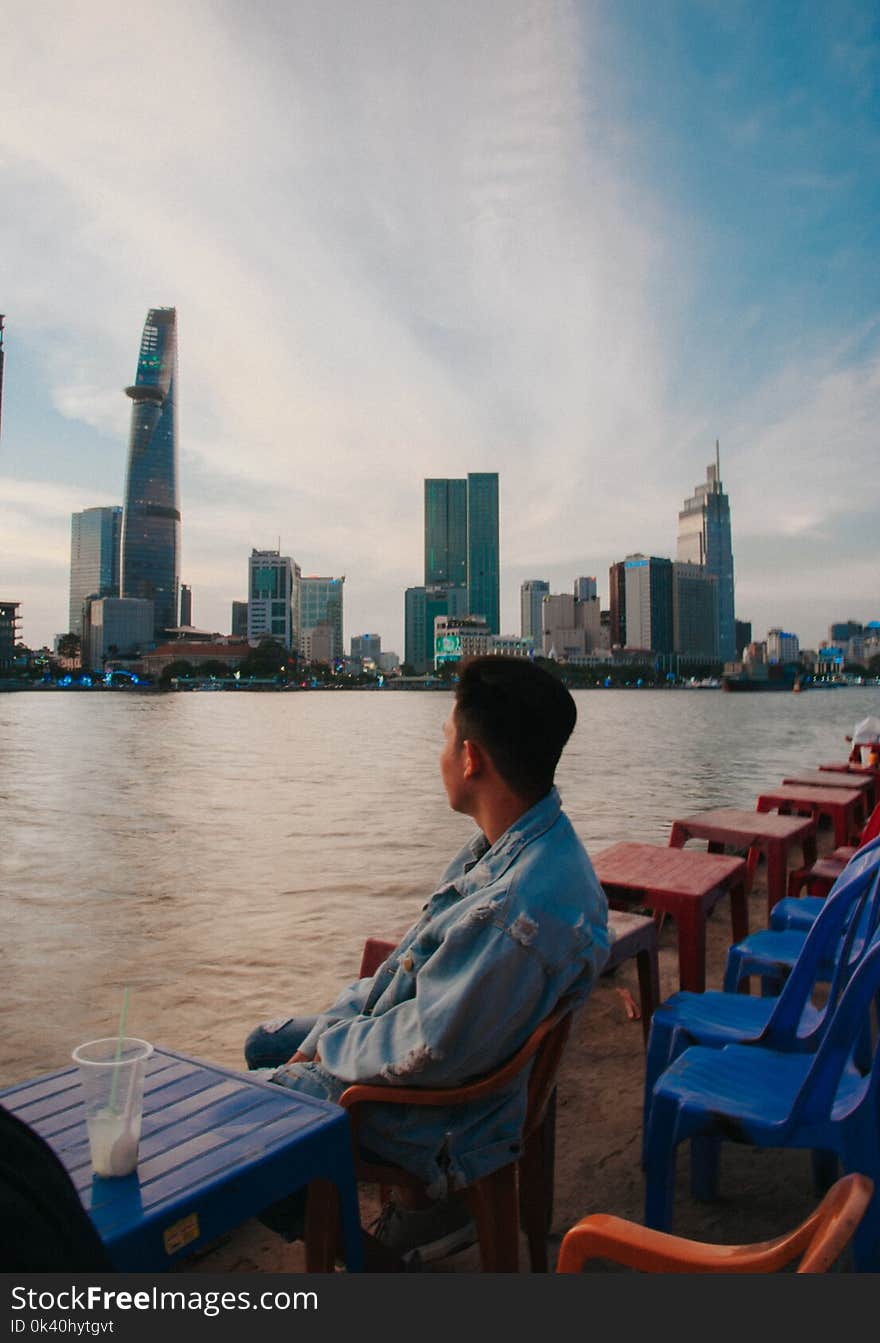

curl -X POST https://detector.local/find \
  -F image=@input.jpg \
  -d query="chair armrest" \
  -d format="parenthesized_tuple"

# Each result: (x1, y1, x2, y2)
(338, 997, 575, 1110)
(556, 1213, 800, 1274)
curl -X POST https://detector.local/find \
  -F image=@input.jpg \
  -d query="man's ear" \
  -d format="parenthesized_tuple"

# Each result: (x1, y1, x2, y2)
(462, 738, 484, 780)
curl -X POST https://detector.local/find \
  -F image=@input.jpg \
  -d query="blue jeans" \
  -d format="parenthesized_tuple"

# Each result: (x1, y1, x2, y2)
(244, 1015, 319, 1070)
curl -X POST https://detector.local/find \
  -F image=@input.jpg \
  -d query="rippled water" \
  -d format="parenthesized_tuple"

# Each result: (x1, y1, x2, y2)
(3, 685, 878, 1086)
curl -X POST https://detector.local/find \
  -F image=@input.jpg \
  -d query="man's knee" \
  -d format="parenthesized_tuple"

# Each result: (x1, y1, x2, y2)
(244, 1016, 316, 1070)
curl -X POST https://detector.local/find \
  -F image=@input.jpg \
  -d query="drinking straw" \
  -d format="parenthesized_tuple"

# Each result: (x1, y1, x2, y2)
(109, 985, 130, 1114)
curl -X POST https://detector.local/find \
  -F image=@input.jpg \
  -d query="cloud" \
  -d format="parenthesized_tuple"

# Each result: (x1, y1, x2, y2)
(0, 1, 877, 652)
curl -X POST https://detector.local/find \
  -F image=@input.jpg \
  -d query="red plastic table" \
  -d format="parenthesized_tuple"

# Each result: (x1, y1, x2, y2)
(755, 784, 863, 847)
(817, 763, 879, 810)
(668, 808, 817, 914)
(781, 771, 874, 820)
(592, 842, 748, 992)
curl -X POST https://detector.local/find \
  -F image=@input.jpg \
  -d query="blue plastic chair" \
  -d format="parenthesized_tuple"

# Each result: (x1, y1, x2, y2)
(643, 931, 880, 1271)
(769, 895, 825, 933)
(723, 838, 880, 995)
(642, 860, 880, 1162)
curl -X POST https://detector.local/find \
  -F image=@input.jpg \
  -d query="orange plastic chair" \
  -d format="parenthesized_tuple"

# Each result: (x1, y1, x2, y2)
(304, 938, 577, 1272)
(555, 1173, 873, 1274)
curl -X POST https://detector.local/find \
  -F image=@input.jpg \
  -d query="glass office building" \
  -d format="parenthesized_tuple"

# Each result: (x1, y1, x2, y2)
(121, 308, 180, 638)
(300, 576, 345, 662)
(424, 479, 468, 588)
(69, 506, 122, 636)
(520, 580, 549, 642)
(466, 472, 499, 635)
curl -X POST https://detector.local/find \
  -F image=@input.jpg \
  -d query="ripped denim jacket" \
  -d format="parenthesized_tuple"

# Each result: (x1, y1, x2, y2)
(274, 787, 610, 1195)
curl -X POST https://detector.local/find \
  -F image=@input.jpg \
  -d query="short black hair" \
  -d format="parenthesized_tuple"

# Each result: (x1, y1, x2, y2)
(453, 656, 577, 803)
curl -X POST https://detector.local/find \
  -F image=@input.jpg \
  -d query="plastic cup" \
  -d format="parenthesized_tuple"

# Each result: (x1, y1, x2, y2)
(72, 1037, 153, 1177)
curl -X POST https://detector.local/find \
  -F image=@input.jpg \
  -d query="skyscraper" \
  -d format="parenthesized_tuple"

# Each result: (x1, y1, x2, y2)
(677, 445, 735, 663)
(121, 308, 180, 638)
(424, 479, 467, 588)
(466, 472, 500, 634)
(248, 549, 299, 649)
(608, 561, 627, 647)
(69, 506, 122, 636)
(300, 576, 345, 662)
(520, 580, 549, 642)
(622, 554, 673, 654)
(179, 584, 192, 627)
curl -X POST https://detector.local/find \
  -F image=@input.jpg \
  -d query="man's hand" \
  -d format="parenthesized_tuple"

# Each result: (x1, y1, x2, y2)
(289, 1049, 320, 1064)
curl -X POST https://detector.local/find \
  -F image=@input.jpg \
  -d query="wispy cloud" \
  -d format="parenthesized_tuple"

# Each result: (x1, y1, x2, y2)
(0, 0, 877, 650)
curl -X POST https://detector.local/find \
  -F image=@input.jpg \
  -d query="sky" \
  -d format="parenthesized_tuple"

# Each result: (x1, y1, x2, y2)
(1, 0, 878, 655)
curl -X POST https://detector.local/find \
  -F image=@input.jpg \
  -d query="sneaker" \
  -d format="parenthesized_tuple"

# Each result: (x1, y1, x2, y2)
(370, 1197, 477, 1267)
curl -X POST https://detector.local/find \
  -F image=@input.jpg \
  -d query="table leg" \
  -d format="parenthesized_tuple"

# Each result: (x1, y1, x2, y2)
(673, 903, 706, 994)
(802, 827, 818, 868)
(745, 845, 760, 891)
(765, 842, 786, 911)
(839, 807, 858, 846)
(669, 823, 687, 848)
(729, 879, 748, 944)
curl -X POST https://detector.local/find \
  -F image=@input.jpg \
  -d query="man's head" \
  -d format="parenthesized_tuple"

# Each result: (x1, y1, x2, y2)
(440, 657, 577, 818)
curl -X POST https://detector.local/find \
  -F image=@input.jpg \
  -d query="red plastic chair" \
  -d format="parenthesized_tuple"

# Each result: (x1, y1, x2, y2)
(788, 800, 880, 899)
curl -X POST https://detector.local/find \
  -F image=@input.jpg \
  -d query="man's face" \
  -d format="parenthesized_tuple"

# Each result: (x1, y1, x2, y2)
(439, 707, 468, 813)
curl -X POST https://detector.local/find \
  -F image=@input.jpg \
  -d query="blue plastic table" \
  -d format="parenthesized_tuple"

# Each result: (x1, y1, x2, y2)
(1, 1046, 363, 1271)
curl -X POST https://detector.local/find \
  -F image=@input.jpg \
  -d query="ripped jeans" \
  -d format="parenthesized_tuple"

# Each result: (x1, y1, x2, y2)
(244, 1015, 319, 1070)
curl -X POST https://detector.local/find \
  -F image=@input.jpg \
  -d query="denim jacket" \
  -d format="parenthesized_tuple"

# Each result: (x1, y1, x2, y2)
(274, 787, 609, 1194)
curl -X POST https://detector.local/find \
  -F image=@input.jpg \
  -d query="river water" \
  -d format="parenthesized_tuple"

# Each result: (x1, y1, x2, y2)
(2, 686, 878, 1087)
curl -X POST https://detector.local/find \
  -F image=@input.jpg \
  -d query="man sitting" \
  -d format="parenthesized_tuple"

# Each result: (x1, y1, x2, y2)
(245, 655, 609, 1264)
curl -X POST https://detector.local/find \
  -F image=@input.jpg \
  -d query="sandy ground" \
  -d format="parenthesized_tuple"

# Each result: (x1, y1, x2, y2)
(179, 828, 847, 1274)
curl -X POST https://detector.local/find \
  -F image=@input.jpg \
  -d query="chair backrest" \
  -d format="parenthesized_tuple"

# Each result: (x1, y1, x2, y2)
(764, 854, 880, 1047)
(859, 800, 880, 848)
(522, 996, 578, 1137)
(555, 1173, 874, 1273)
(794, 928, 880, 1126)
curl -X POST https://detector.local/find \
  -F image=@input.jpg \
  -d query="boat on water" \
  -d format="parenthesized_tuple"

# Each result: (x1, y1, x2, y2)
(722, 661, 805, 693)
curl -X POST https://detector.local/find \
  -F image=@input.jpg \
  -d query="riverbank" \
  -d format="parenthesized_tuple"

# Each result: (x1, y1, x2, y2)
(179, 823, 846, 1274)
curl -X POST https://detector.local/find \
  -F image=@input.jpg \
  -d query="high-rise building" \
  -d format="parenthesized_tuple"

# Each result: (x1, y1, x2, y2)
(121, 308, 181, 638)
(520, 580, 549, 642)
(405, 584, 468, 674)
(677, 445, 735, 662)
(69, 506, 122, 636)
(247, 550, 300, 649)
(608, 561, 627, 647)
(541, 592, 601, 660)
(466, 472, 500, 634)
(179, 584, 192, 627)
(82, 596, 154, 670)
(622, 555, 673, 654)
(767, 628, 799, 664)
(351, 633, 382, 665)
(735, 619, 752, 659)
(0, 600, 20, 670)
(424, 479, 467, 588)
(672, 562, 719, 661)
(231, 600, 248, 638)
(830, 620, 863, 645)
(573, 576, 597, 602)
(300, 576, 344, 662)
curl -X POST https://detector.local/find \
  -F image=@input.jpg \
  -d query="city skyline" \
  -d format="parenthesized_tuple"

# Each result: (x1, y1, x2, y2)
(1, 3, 878, 652)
